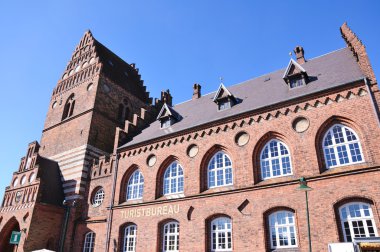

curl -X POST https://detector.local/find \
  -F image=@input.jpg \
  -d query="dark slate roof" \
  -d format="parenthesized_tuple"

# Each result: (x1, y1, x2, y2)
(120, 48, 365, 149)
(93, 39, 151, 103)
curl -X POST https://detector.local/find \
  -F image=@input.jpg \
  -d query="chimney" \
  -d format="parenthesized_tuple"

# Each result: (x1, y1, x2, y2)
(161, 89, 172, 106)
(294, 46, 306, 64)
(192, 83, 201, 99)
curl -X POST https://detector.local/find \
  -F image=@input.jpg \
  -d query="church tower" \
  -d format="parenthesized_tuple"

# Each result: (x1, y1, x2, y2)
(39, 31, 156, 201)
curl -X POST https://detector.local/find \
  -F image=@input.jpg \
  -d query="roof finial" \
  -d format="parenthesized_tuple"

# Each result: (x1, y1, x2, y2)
(219, 76, 224, 85)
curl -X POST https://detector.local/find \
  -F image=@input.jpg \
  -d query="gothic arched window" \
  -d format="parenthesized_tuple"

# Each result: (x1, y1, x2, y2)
(122, 224, 137, 252)
(163, 162, 184, 195)
(127, 170, 144, 200)
(323, 124, 364, 168)
(83, 232, 95, 252)
(339, 202, 377, 242)
(268, 211, 297, 249)
(207, 151, 233, 188)
(260, 139, 292, 179)
(62, 94, 75, 120)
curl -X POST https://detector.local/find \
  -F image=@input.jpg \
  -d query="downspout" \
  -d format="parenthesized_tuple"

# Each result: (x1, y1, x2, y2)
(364, 78, 380, 127)
(105, 151, 120, 252)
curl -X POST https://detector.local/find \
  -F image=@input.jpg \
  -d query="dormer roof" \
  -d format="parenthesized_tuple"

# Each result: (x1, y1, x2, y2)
(213, 83, 236, 103)
(282, 58, 307, 79)
(157, 103, 181, 121)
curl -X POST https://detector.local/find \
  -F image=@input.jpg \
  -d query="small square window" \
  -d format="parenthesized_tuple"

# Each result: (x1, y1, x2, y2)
(161, 118, 172, 128)
(289, 78, 304, 89)
(218, 101, 231, 111)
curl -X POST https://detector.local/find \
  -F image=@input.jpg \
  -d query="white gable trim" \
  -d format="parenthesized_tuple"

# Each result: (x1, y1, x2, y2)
(213, 83, 233, 102)
(282, 58, 306, 79)
(156, 103, 172, 120)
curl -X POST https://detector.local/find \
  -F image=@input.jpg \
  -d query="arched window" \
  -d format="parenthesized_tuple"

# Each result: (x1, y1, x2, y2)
(162, 221, 180, 252)
(268, 211, 297, 249)
(339, 202, 377, 242)
(83, 232, 95, 252)
(260, 139, 292, 179)
(91, 187, 105, 207)
(62, 94, 75, 120)
(323, 124, 364, 168)
(122, 224, 137, 252)
(127, 170, 144, 200)
(208, 151, 233, 188)
(164, 162, 184, 195)
(118, 99, 131, 123)
(210, 217, 232, 251)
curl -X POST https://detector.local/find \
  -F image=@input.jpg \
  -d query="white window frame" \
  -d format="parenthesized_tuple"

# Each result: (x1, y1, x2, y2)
(92, 187, 105, 207)
(163, 162, 184, 195)
(127, 170, 144, 200)
(260, 139, 293, 180)
(123, 224, 137, 252)
(339, 202, 378, 242)
(269, 211, 297, 249)
(163, 221, 180, 252)
(210, 217, 232, 252)
(323, 124, 364, 169)
(83, 232, 95, 252)
(207, 151, 233, 188)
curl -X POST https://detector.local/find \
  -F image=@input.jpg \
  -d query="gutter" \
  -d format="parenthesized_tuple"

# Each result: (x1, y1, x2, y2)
(364, 78, 380, 127)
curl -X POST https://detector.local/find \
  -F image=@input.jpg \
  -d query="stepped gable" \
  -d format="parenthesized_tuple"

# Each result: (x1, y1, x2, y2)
(54, 30, 151, 103)
(120, 47, 365, 148)
(93, 39, 151, 103)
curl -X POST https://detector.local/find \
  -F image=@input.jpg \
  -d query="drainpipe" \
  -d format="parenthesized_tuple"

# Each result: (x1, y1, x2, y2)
(364, 78, 380, 127)
(59, 200, 76, 252)
(105, 152, 120, 252)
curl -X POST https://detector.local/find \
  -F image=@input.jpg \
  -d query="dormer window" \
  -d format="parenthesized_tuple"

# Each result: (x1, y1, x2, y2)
(161, 117, 172, 128)
(157, 103, 181, 129)
(283, 58, 309, 89)
(289, 78, 305, 89)
(213, 83, 237, 111)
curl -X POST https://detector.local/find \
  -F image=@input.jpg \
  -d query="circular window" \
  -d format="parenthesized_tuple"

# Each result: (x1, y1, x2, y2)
(92, 188, 105, 207)
(52, 101, 57, 109)
(82, 61, 89, 68)
(13, 177, 19, 187)
(87, 83, 93, 91)
(147, 154, 157, 167)
(89, 58, 95, 64)
(62, 73, 68, 80)
(21, 175, 26, 185)
(292, 117, 310, 133)
(235, 131, 250, 146)
(29, 173, 36, 183)
(187, 144, 199, 158)
(68, 70, 74, 76)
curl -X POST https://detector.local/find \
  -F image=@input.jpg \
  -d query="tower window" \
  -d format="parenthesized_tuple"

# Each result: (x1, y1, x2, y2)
(62, 94, 75, 120)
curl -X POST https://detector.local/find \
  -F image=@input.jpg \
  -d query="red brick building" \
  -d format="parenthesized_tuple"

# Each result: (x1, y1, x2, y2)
(1, 23, 379, 252)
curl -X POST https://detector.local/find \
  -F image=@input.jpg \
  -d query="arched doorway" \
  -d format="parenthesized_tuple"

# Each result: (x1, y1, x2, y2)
(0, 217, 21, 252)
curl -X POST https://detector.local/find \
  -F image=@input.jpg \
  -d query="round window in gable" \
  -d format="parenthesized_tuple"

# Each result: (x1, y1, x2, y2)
(235, 131, 250, 146)
(87, 83, 93, 91)
(52, 101, 57, 109)
(92, 187, 105, 207)
(187, 144, 199, 158)
(147, 154, 157, 167)
(292, 117, 310, 133)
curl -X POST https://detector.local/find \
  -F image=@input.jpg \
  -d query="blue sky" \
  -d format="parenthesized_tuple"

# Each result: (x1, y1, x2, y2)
(0, 1, 379, 201)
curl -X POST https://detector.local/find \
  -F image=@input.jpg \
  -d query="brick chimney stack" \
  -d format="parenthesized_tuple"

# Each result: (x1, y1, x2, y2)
(294, 46, 306, 64)
(161, 89, 173, 106)
(192, 83, 201, 99)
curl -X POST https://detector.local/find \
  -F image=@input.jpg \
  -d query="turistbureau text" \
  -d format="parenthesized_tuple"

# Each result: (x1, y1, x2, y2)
(121, 204, 180, 218)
